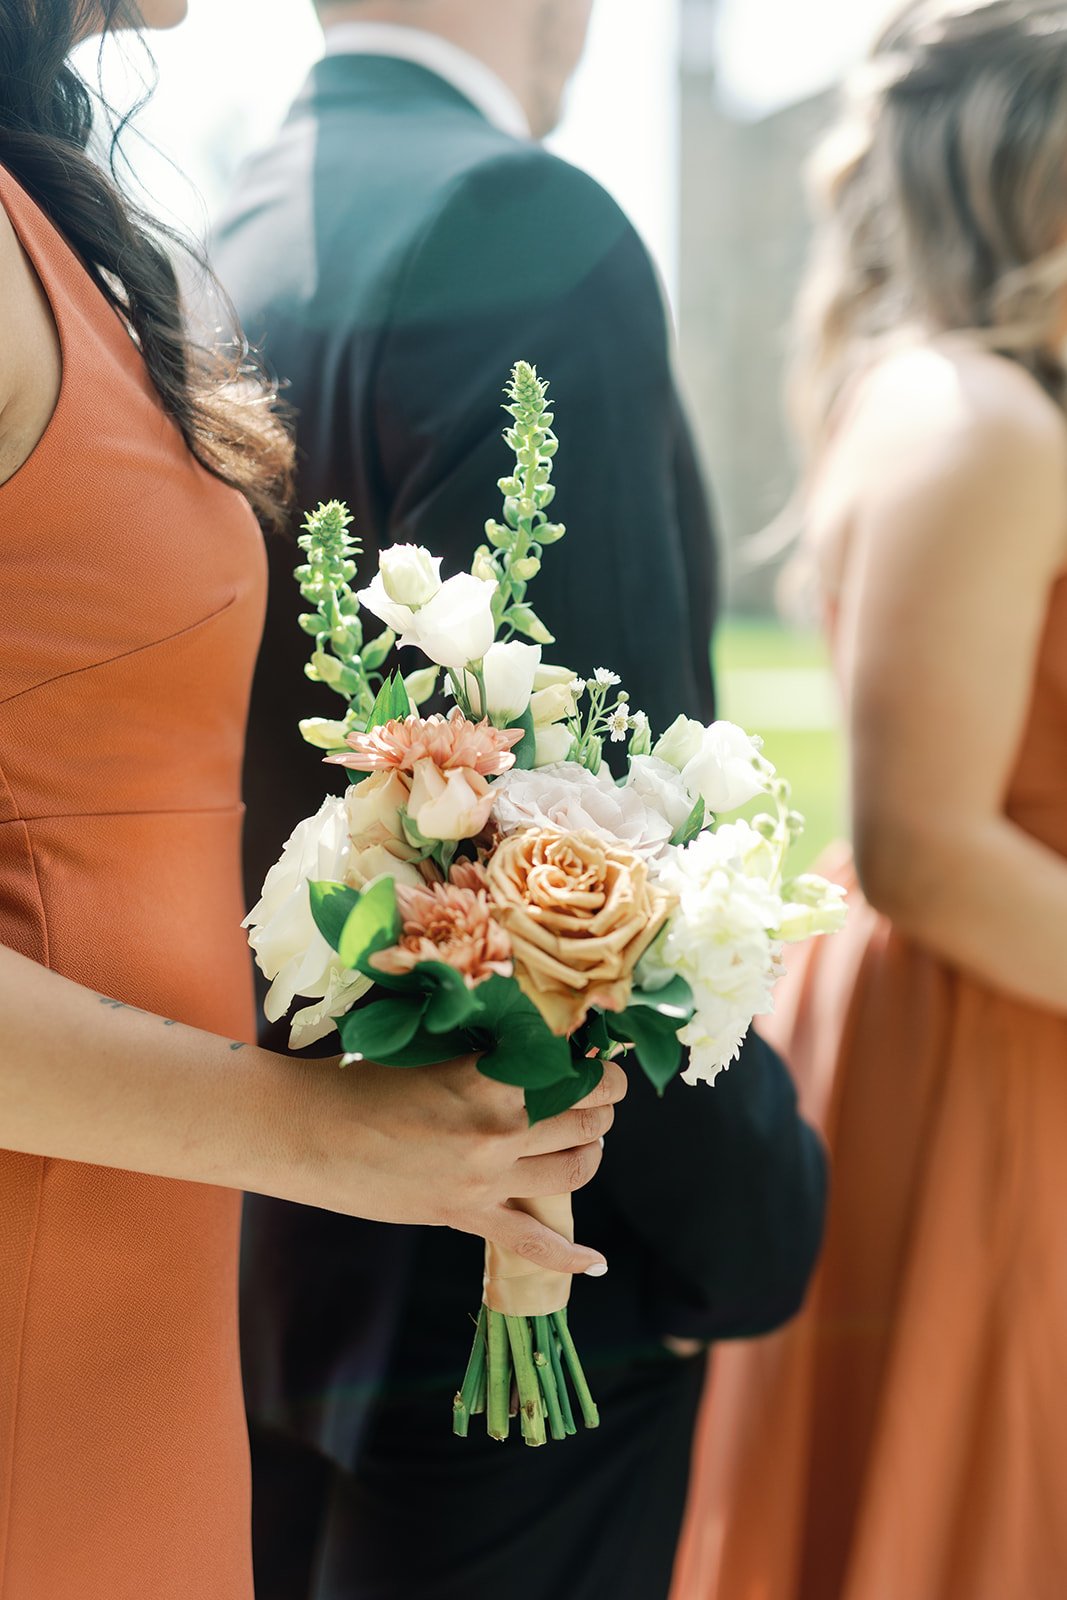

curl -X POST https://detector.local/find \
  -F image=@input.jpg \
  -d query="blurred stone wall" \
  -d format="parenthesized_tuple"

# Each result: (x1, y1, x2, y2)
(677, 57, 835, 610)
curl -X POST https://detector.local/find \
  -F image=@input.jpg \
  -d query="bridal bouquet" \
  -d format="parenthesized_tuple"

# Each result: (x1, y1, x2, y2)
(245, 362, 845, 1446)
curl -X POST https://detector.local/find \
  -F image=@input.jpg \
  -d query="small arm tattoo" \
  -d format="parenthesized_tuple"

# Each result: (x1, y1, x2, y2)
(98, 995, 247, 1051)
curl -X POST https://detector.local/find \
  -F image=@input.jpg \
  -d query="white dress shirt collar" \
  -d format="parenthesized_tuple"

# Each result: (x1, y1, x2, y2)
(322, 22, 532, 141)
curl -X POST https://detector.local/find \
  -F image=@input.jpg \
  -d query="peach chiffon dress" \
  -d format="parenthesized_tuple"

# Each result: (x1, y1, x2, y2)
(673, 573, 1067, 1600)
(0, 166, 265, 1596)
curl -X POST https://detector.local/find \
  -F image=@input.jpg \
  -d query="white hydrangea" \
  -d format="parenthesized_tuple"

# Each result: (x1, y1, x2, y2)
(639, 820, 847, 1084)
(638, 821, 786, 1085)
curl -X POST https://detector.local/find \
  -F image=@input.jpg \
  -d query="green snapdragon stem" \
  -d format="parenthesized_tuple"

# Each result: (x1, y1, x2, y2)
(453, 1305, 598, 1445)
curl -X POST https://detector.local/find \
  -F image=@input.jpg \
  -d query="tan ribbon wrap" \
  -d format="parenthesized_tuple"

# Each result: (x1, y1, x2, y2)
(483, 1193, 574, 1317)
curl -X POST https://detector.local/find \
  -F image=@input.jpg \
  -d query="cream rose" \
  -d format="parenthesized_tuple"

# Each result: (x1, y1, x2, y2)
(407, 758, 495, 842)
(486, 828, 674, 1036)
(343, 769, 424, 889)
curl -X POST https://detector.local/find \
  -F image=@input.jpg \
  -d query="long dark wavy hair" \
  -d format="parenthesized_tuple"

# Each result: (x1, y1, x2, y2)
(0, 0, 293, 530)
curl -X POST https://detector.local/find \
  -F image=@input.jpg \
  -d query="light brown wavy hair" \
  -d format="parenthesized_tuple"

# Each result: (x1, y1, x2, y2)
(793, 0, 1067, 459)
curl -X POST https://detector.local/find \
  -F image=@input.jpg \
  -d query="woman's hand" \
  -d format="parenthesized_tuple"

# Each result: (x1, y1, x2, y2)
(282, 1053, 627, 1275)
(0, 942, 624, 1276)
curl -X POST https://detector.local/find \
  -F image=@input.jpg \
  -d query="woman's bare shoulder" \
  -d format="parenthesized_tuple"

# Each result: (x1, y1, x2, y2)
(850, 339, 1067, 477)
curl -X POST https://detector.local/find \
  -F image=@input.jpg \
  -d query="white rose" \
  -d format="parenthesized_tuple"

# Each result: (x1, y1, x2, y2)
(243, 796, 370, 1038)
(358, 572, 417, 637)
(462, 640, 541, 721)
(652, 714, 704, 771)
(289, 967, 372, 1051)
(398, 573, 497, 669)
(378, 544, 442, 608)
(681, 721, 768, 815)
(533, 722, 575, 766)
(491, 763, 673, 856)
(625, 755, 698, 834)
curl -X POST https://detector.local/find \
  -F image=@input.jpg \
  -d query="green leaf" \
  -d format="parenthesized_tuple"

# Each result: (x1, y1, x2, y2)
(337, 1012, 470, 1067)
(607, 1007, 684, 1094)
(525, 1058, 604, 1125)
(389, 671, 412, 720)
(507, 705, 537, 771)
(366, 671, 412, 731)
(669, 796, 706, 848)
(471, 979, 575, 1089)
(338, 877, 401, 972)
(576, 1010, 613, 1060)
(419, 963, 482, 1033)
(336, 996, 426, 1060)
(626, 975, 695, 1022)
(308, 881, 361, 954)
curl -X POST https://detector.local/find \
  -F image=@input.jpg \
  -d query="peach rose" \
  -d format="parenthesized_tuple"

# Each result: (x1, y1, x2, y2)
(486, 828, 675, 1036)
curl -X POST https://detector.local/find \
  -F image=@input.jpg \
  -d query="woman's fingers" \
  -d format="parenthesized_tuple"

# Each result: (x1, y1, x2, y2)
(513, 1140, 604, 1197)
(518, 1059, 628, 1154)
(525, 1098, 615, 1155)
(575, 1059, 628, 1110)
(471, 1202, 608, 1276)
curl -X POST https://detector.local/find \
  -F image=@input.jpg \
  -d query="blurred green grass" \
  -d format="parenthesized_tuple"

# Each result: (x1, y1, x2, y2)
(713, 617, 847, 872)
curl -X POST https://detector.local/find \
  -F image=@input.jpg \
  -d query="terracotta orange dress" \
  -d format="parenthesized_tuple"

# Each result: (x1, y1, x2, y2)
(0, 167, 265, 1596)
(673, 575, 1067, 1600)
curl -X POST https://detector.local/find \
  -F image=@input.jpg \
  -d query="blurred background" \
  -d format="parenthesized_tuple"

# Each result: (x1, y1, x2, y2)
(76, 0, 899, 863)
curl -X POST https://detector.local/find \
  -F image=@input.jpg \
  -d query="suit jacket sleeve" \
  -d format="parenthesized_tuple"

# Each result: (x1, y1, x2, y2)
(371, 145, 826, 1340)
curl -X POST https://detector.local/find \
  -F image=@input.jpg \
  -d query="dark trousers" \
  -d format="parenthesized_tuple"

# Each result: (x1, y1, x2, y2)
(251, 1351, 707, 1600)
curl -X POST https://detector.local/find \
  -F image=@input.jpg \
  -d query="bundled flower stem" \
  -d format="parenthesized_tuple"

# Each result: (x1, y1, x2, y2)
(453, 1307, 598, 1445)
(451, 1192, 601, 1445)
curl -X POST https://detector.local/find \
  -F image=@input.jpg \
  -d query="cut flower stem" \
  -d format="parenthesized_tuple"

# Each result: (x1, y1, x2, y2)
(453, 1304, 598, 1446)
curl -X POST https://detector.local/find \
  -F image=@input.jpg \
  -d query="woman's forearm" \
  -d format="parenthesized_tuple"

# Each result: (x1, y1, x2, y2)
(0, 940, 305, 1190)
(0, 939, 624, 1272)
(857, 811, 1067, 1014)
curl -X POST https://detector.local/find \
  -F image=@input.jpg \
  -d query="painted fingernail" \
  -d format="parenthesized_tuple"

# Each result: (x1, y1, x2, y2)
(584, 1262, 609, 1278)
(598, 1136, 605, 1149)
